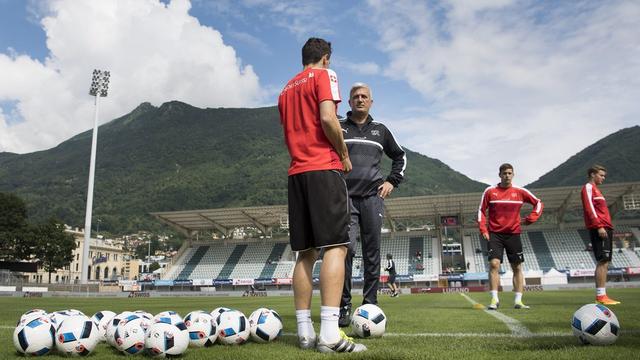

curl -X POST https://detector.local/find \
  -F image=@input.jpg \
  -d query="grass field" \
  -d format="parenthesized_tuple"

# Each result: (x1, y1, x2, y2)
(1, 288, 639, 359)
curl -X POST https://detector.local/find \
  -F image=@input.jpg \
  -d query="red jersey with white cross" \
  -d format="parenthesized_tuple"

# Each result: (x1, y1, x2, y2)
(477, 184, 544, 235)
(278, 67, 342, 176)
(581, 182, 613, 229)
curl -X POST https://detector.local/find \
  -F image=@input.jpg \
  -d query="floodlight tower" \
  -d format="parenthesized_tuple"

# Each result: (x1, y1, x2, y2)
(81, 69, 110, 284)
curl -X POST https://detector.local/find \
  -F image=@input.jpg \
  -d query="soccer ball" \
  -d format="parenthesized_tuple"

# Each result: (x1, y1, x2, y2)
(114, 315, 147, 355)
(154, 311, 184, 326)
(55, 315, 100, 356)
(91, 310, 116, 342)
(106, 311, 135, 347)
(184, 311, 217, 347)
(216, 310, 250, 345)
(248, 308, 283, 343)
(572, 304, 620, 345)
(145, 322, 189, 357)
(133, 311, 154, 332)
(48, 310, 75, 329)
(211, 307, 231, 318)
(19, 309, 48, 325)
(351, 304, 387, 338)
(13, 315, 55, 356)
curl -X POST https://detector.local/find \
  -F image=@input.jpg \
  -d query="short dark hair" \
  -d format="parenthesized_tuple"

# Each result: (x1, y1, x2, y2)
(386, 253, 393, 260)
(302, 38, 331, 66)
(587, 164, 607, 177)
(499, 163, 513, 173)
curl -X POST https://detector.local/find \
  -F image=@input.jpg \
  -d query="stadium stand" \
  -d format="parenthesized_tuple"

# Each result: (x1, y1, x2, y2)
(175, 245, 210, 279)
(216, 244, 247, 280)
(259, 243, 288, 279)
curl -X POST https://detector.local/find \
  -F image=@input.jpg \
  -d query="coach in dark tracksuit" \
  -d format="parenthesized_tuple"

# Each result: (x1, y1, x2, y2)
(338, 82, 406, 327)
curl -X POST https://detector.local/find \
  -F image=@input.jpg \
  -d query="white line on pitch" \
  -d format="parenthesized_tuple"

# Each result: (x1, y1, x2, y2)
(459, 292, 533, 338)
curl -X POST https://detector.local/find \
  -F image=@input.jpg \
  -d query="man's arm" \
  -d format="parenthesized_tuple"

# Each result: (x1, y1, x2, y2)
(477, 189, 490, 240)
(522, 188, 543, 225)
(319, 100, 351, 173)
(383, 126, 406, 188)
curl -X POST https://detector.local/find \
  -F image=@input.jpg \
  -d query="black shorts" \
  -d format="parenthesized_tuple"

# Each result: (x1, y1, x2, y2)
(488, 232, 524, 264)
(589, 228, 613, 262)
(288, 170, 350, 252)
(388, 274, 396, 284)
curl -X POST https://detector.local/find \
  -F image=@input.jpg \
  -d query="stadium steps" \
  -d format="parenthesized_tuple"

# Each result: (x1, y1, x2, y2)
(462, 235, 477, 272)
(216, 244, 247, 280)
(259, 243, 288, 278)
(408, 237, 424, 274)
(577, 229, 592, 247)
(527, 231, 556, 271)
(174, 246, 209, 280)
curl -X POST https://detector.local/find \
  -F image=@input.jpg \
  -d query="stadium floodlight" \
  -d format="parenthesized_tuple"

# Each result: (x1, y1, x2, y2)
(81, 69, 110, 284)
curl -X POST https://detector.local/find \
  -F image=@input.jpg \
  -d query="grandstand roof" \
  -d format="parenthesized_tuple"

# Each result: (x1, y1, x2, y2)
(151, 182, 640, 236)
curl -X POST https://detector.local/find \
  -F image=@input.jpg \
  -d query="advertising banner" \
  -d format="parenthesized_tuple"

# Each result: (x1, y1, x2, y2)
(153, 280, 174, 286)
(192, 279, 213, 286)
(232, 278, 255, 286)
(274, 278, 292, 285)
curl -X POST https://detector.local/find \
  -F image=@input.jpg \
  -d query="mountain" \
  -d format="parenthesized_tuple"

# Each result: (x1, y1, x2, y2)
(0, 101, 486, 234)
(528, 126, 640, 188)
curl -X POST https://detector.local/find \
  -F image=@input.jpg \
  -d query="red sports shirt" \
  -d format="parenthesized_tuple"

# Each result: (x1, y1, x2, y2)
(477, 184, 544, 235)
(581, 182, 613, 229)
(278, 67, 342, 176)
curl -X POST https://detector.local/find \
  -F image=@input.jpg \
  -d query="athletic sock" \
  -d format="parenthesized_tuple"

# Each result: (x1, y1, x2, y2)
(490, 290, 499, 301)
(514, 292, 523, 304)
(596, 288, 606, 297)
(296, 310, 314, 339)
(319, 306, 340, 344)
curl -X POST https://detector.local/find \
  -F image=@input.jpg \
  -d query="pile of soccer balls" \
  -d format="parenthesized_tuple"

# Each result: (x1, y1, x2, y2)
(13, 307, 283, 357)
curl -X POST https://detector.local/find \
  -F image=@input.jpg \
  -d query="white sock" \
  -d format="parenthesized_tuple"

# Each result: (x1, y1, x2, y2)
(490, 290, 499, 301)
(596, 288, 606, 297)
(296, 309, 314, 339)
(319, 306, 340, 344)
(514, 292, 523, 303)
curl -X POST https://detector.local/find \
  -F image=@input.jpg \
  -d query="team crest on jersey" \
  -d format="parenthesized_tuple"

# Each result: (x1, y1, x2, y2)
(371, 130, 380, 136)
(309, 72, 314, 78)
(511, 193, 517, 198)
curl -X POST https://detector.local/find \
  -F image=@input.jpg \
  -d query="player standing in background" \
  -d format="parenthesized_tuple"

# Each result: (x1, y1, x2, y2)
(278, 37, 366, 353)
(477, 163, 544, 310)
(384, 253, 399, 297)
(581, 165, 620, 305)
(338, 82, 406, 327)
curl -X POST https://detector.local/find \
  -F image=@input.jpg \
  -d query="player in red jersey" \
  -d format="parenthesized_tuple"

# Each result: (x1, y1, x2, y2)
(581, 164, 620, 305)
(477, 163, 543, 310)
(278, 38, 365, 353)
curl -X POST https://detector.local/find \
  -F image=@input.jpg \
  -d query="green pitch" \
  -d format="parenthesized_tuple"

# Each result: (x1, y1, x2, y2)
(2, 289, 639, 359)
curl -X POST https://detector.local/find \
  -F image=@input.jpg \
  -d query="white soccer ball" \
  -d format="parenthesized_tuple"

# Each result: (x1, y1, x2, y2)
(145, 322, 189, 357)
(19, 309, 48, 325)
(13, 315, 55, 356)
(48, 310, 74, 329)
(55, 315, 100, 356)
(184, 311, 217, 347)
(114, 315, 147, 355)
(91, 310, 116, 342)
(572, 304, 620, 345)
(351, 304, 387, 338)
(248, 308, 283, 343)
(216, 310, 250, 345)
(106, 311, 135, 347)
(154, 311, 184, 326)
(210, 307, 231, 318)
(133, 310, 154, 333)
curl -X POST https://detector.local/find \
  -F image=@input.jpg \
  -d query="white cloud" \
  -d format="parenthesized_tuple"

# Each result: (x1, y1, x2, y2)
(333, 56, 380, 76)
(366, 0, 640, 184)
(0, 0, 262, 154)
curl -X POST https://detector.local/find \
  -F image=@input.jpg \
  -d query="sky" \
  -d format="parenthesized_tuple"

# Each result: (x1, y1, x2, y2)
(0, 0, 638, 185)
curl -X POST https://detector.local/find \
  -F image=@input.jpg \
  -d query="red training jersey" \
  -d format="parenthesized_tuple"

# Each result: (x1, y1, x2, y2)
(278, 67, 342, 176)
(477, 184, 544, 235)
(581, 182, 613, 229)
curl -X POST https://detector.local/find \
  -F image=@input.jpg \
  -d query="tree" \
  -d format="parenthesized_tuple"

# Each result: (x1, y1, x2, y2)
(30, 219, 76, 283)
(0, 192, 32, 261)
(135, 235, 160, 260)
(148, 261, 160, 273)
